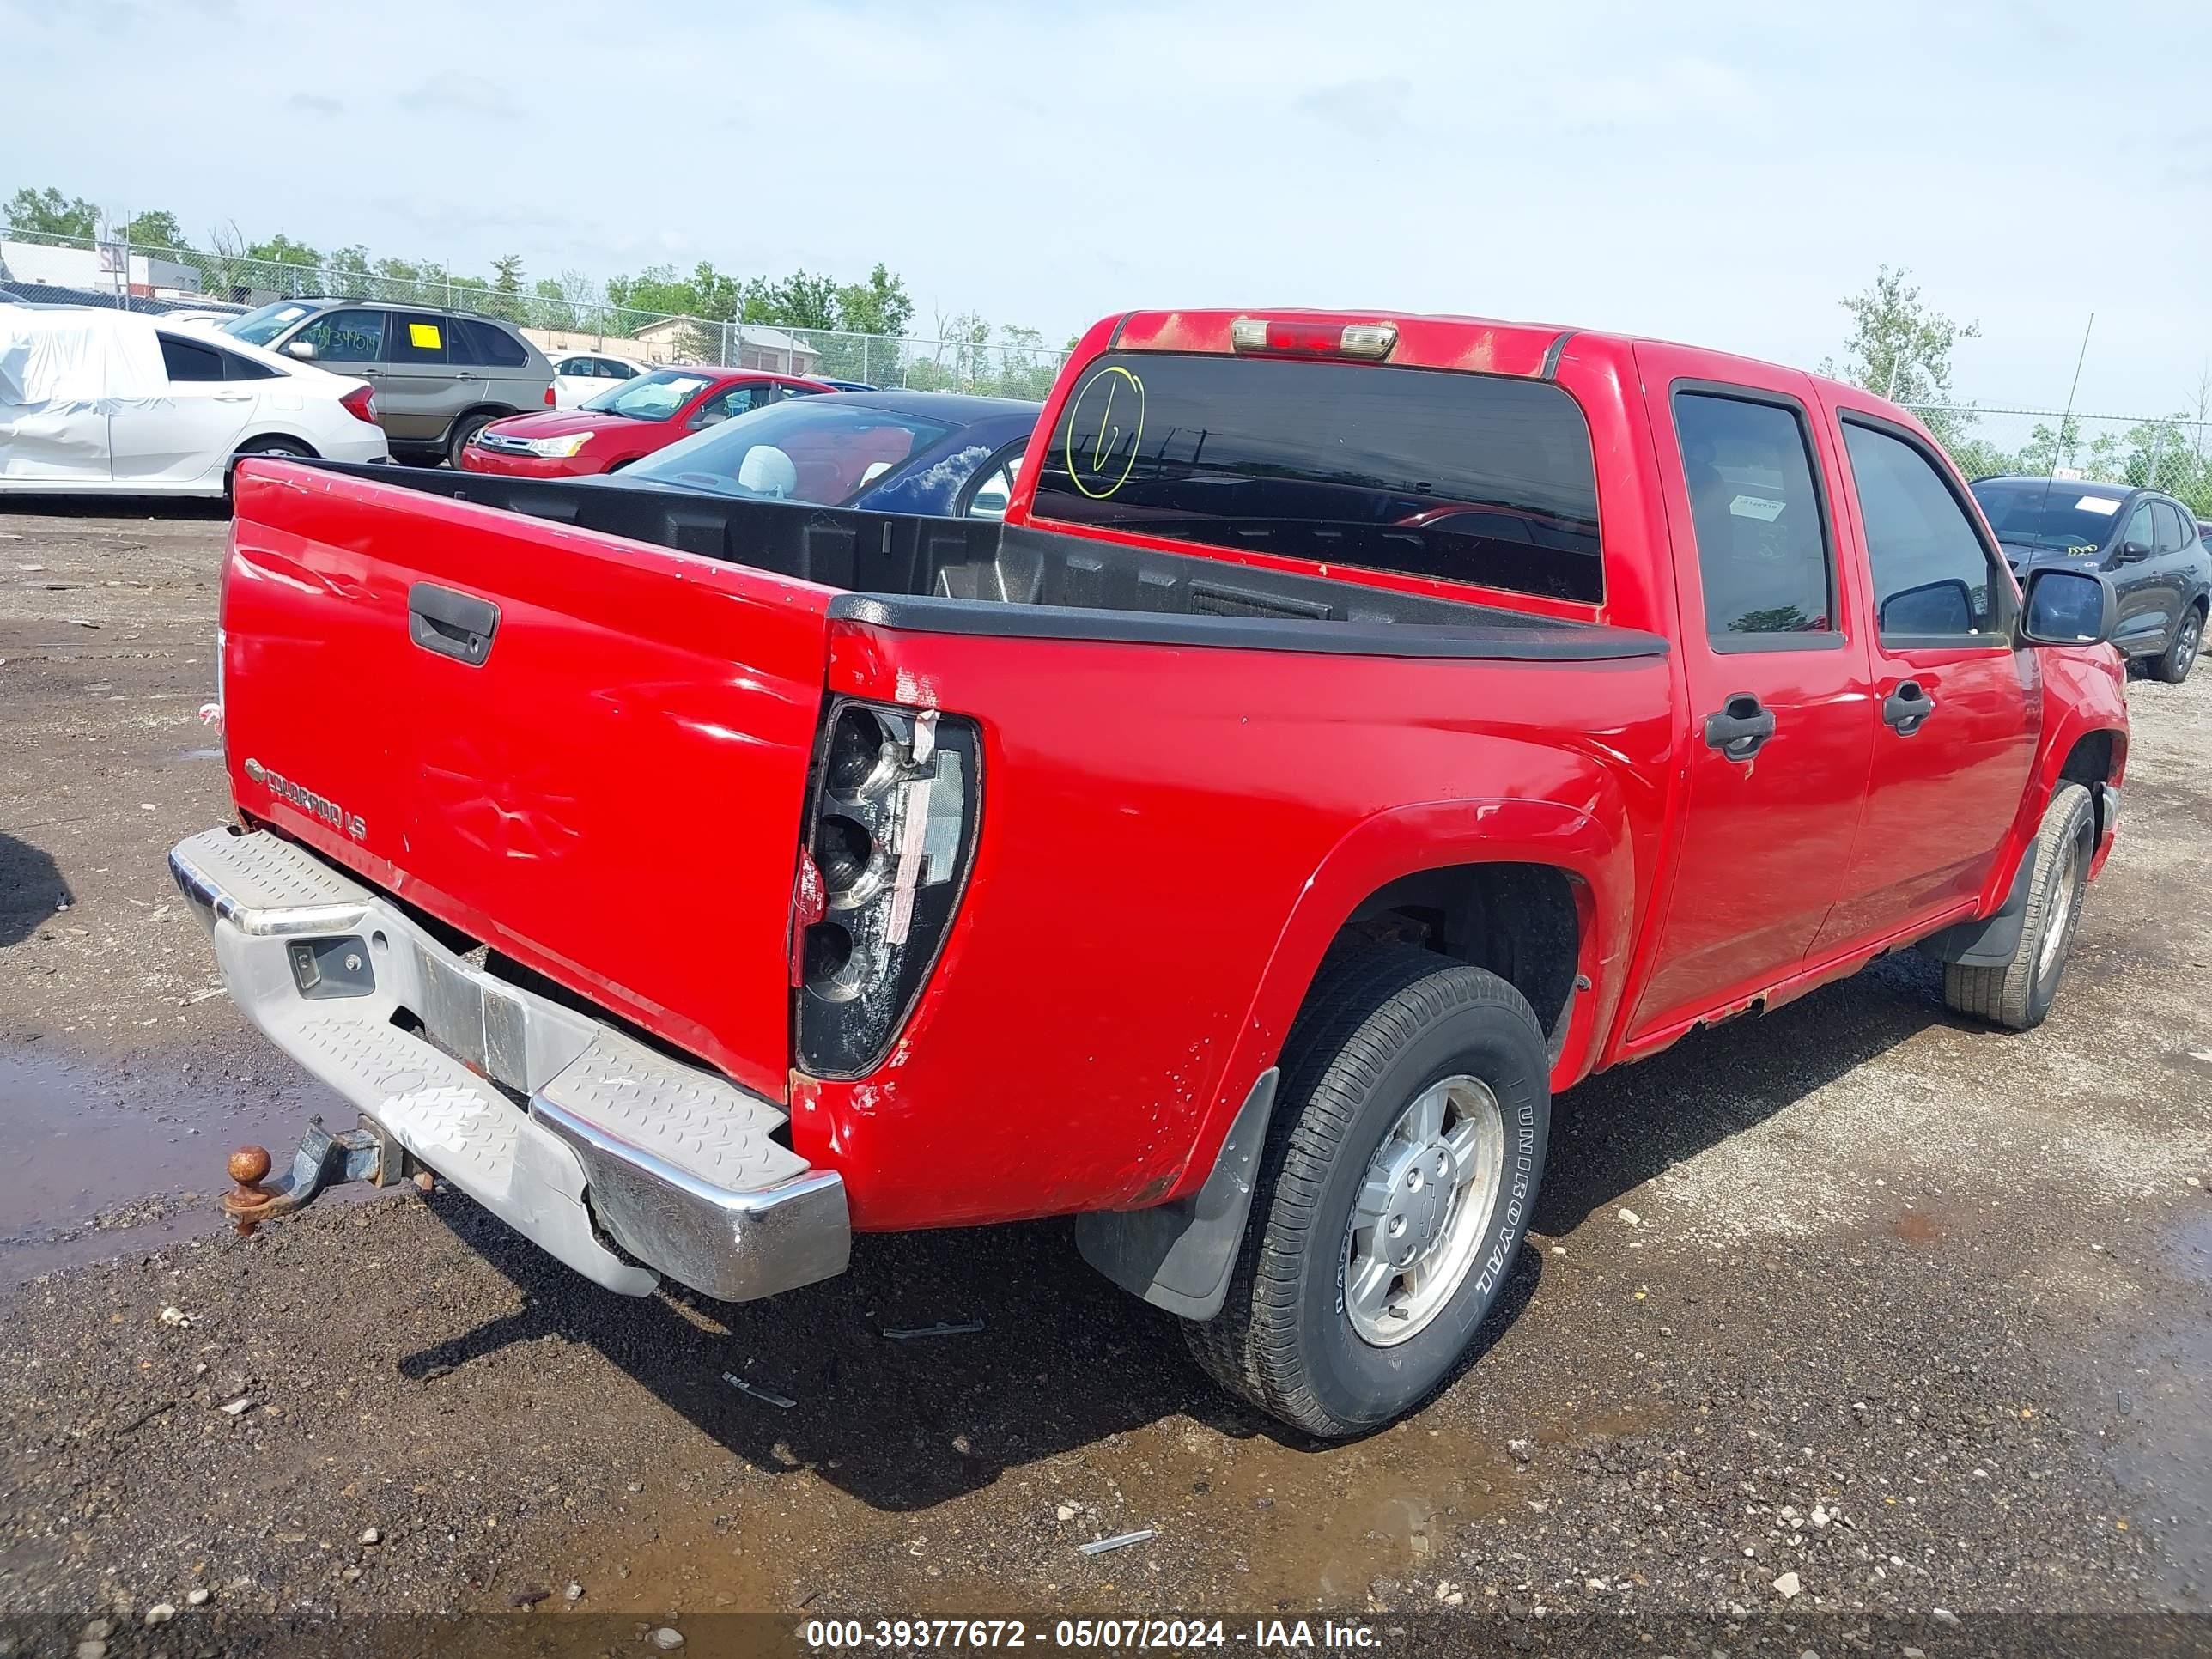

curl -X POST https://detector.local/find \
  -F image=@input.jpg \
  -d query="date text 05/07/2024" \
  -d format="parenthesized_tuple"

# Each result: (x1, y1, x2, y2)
(803, 1618, 1385, 1650)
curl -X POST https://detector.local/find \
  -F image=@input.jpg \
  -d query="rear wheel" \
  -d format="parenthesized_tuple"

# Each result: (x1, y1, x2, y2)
(2150, 603, 2203, 684)
(447, 411, 501, 469)
(1185, 944, 1551, 1438)
(1942, 782, 2095, 1031)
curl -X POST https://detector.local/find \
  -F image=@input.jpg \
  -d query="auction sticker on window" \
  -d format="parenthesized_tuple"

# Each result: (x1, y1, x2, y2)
(409, 322, 442, 349)
(2075, 495, 2120, 514)
(1060, 364, 1146, 499)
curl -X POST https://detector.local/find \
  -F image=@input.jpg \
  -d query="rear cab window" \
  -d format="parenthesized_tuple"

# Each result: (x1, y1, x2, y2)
(1027, 351, 1604, 605)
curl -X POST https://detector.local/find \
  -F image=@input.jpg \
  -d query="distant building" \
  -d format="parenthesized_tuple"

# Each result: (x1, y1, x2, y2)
(0, 240, 203, 299)
(621, 315, 824, 376)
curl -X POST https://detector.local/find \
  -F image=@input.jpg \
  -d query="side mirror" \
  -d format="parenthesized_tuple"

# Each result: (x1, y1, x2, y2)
(2116, 538, 2151, 563)
(2020, 567, 2116, 647)
(283, 338, 318, 362)
(1879, 577, 1973, 635)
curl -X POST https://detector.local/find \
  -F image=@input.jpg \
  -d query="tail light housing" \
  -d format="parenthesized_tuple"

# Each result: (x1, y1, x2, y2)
(340, 385, 378, 426)
(544, 385, 557, 406)
(1230, 317, 1398, 360)
(793, 700, 981, 1077)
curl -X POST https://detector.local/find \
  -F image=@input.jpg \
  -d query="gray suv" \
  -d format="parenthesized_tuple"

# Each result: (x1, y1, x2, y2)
(219, 299, 555, 465)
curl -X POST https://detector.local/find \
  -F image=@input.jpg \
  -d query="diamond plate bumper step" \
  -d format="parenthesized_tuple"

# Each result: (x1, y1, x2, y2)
(169, 827, 849, 1302)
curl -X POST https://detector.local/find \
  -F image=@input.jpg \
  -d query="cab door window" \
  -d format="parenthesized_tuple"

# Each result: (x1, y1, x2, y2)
(1672, 390, 1835, 644)
(1841, 418, 2005, 642)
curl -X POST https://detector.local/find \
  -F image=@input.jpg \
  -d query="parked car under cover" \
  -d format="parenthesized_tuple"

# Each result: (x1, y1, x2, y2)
(1972, 475, 2211, 683)
(0, 303, 388, 496)
(602, 389, 1039, 518)
(459, 367, 833, 477)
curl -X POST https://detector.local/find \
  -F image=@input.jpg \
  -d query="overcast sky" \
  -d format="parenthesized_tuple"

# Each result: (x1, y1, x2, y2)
(7, 0, 2207, 414)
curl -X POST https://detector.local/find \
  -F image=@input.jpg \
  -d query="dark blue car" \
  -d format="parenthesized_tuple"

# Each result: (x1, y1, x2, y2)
(598, 390, 1040, 520)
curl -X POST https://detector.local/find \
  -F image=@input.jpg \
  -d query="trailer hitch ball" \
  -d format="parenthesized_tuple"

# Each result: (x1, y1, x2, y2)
(228, 1146, 276, 1237)
(219, 1118, 400, 1237)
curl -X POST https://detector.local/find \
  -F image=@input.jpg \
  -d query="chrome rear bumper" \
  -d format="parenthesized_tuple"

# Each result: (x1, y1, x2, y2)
(168, 827, 848, 1302)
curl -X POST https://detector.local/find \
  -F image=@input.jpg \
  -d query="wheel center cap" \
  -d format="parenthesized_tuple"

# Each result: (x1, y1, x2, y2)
(1382, 1141, 1457, 1267)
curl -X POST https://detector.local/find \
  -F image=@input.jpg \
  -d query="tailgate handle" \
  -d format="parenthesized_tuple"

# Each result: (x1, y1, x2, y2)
(407, 582, 500, 666)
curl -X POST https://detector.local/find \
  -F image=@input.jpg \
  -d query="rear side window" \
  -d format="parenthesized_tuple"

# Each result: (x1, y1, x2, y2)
(2153, 501, 2189, 552)
(224, 352, 281, 380)
(454, 318, 530, 368)
(158, 334, 226, 383)
(387, 311, 448, 364)
(1029, 351, 1604, 603)
(1841, 419, 2002, 641)
(1673, 391, 1833, 642)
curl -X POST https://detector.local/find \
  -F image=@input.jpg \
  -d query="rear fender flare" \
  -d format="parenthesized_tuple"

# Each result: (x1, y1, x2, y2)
(1159, 790, 1635, 1206)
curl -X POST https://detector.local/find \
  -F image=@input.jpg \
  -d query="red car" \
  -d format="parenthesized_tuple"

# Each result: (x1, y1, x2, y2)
(458, 365, 832, 477)
(190, 308, 2129, 1437)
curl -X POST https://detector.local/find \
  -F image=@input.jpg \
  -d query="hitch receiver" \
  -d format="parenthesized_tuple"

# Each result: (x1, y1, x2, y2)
(225, 1114, 410, 1237)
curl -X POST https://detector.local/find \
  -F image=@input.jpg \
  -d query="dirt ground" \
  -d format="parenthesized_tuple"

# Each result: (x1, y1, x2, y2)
(1, 505, 2208, 1656)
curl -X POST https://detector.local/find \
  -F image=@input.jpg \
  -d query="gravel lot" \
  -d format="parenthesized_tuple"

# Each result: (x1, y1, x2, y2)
(1, 505, 2207, 1655)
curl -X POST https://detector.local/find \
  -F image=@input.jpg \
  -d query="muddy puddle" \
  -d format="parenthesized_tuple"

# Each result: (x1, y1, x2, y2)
(0, 1047, 343, 1286)
(2103, 1210, 2212, 1607)
(538, 1391, 1668, 1614)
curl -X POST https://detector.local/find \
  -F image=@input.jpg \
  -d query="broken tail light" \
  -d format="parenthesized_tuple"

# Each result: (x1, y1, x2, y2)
(793, 700, 981, 1077)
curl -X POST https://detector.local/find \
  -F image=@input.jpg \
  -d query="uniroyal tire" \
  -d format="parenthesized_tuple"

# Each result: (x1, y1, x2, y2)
(1184, 944, 1550, 1438)
(1943, 781, 2095, 1031)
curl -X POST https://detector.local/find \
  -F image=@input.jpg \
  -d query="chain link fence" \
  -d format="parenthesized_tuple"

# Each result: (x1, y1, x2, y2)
(1903, 405, 2212, 517)
(0, 226, 1071, 398)
(5, 225, 2207, 480)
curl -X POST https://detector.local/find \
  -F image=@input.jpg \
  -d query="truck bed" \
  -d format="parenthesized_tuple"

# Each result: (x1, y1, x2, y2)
(308, 461, 1666, 661)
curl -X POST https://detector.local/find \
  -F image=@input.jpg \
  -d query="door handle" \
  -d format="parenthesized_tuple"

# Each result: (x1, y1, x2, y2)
(1881, 679, 1936, 736)
(214, 390, 252, 402)
(1703, 693, 1777, 762)
(407, 581, 500, 666)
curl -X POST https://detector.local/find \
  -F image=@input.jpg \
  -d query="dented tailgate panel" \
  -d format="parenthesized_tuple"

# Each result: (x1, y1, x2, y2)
(220, 462, 835, 1101)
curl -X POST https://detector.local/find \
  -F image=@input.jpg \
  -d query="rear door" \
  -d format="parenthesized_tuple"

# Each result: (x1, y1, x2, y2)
(454, 317, 547, 412)
(108, 332, 259, 489)
(1624, 349, 1876, 1039)
(2143, 500, 2193, 648)
(221, 468, 838, 1098)
(1810, 407, 2037, 950)
(380, 310, 461, 443)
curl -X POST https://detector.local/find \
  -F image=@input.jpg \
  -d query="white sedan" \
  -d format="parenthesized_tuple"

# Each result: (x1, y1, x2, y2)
(0, 305, 389, 497)
(550, 349, 648, 409)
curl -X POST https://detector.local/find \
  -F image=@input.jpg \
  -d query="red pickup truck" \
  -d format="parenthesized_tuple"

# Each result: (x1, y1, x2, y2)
(175, 308, 2128, 1437)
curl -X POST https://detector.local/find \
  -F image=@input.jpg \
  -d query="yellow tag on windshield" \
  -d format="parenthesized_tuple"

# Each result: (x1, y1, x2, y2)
(409, 322, 441, 349)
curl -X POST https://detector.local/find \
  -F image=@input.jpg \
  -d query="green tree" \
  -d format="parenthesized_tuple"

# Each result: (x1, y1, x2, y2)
(120, 209, 185, 252)
(3, 185, 99, 243)
(244, 232, 325, 296)
(833, 263, 913, 339)
(740, 270, 839, 331)
(327, 245, 371, 297)
(605, 260, 741, 330)
(488, 253, 525, 321)
(1822, 265, 1981, 445)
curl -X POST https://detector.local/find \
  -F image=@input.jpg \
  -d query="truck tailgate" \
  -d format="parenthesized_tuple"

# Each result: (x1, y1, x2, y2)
(220, 461, 834, 1100)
